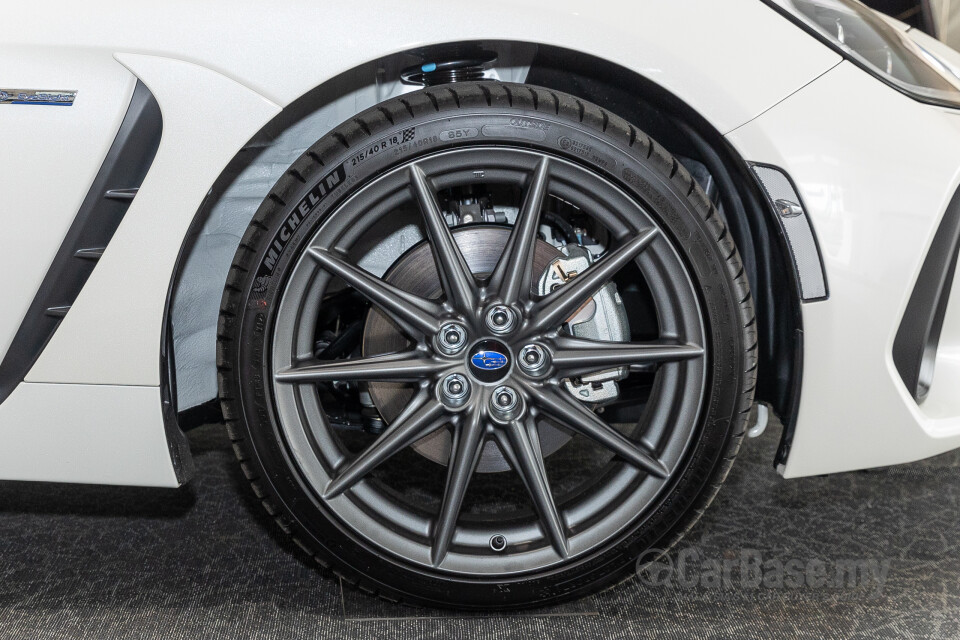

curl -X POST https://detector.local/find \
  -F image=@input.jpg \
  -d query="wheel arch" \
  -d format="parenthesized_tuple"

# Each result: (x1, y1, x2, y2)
(164, 41, 803, 466)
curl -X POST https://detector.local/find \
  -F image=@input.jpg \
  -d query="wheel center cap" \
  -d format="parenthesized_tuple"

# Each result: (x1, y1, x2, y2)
(468, 339, 511, 383)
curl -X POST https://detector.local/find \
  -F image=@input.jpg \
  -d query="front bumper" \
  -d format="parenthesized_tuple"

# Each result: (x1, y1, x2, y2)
(728, 60, 960, 478)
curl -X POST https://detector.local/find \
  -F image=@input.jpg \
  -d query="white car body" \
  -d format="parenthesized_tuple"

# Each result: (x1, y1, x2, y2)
(1, 0, 958, 486)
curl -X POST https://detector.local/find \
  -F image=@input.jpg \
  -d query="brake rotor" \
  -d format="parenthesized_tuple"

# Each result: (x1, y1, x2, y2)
(362, 225, 570, 472)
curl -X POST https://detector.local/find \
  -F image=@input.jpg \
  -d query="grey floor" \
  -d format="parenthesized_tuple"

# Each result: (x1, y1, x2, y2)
(1, 416, 959, 639)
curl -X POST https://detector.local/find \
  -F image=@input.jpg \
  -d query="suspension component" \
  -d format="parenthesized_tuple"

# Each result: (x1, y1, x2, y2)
(401, 51, 497, 86)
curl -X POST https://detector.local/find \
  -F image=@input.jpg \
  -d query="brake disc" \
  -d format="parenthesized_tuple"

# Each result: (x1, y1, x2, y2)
(362, 225, 567, 473)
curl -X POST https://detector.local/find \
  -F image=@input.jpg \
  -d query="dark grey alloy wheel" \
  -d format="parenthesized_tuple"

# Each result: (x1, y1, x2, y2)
(218, 82, 757, 609)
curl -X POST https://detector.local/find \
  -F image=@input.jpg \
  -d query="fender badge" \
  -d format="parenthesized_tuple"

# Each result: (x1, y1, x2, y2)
(0, 89, 76, 106)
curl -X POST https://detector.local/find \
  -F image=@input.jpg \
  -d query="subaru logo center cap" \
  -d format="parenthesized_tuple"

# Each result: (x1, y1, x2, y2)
(468, 339, 511, 383)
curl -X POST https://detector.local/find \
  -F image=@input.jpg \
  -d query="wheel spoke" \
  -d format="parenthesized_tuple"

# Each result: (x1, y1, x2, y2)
(530, 384, 669, 478)
(409, 164, 478, 314)
(323, 389, 448, 498)
(308, 247, 442, 337)
(488, 157, 551, 306)
(495, 416, 568, 558)
(523, 228, 659, 337)
(275, 350, 450, 384)
(552, 337, 704, 378)
(431, 407, 486, 566)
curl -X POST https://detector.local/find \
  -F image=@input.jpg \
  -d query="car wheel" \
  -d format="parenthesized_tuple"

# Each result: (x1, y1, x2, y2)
(218, 82, 756, 609)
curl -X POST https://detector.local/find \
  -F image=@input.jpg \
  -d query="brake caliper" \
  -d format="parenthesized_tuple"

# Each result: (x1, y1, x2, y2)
(538, 244, 630, 404)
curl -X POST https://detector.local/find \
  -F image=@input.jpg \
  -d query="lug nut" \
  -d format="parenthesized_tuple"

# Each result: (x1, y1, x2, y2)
(435, 322, 468, 355)
(491, 385, 520, 418)
(518, 344, 549, 376)
(440, 373, 470, 407)
(484, 305, 517, 335)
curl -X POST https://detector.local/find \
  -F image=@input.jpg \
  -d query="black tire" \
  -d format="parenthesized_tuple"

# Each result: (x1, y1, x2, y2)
(218, 82, 756, 609)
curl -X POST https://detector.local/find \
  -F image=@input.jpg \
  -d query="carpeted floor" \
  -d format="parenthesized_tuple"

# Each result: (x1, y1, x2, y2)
(1, 415, 959, 639)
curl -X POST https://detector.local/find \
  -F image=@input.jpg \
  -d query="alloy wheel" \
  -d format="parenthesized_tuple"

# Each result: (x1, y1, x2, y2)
(269, 147, 708, 575)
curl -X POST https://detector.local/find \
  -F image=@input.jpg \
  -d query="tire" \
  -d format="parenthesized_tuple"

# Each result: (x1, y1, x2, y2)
(218, 81, 756, 609)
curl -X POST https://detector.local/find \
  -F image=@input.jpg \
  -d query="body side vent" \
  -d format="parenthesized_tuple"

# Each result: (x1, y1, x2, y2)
(0, 80, 162, 405)
(894, 186, 960, 403)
